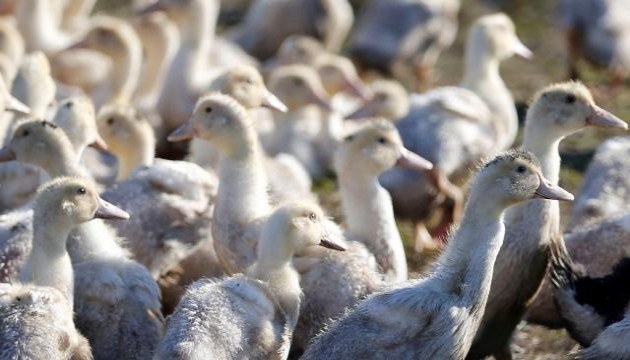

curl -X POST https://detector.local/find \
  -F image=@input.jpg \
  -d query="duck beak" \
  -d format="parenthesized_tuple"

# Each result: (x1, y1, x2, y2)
(168, 121, 195, 142)
(343, 77, 371, 101)
(95, 197, 130, 220)
(0, 146, 15, 162)
(396, 148, 433, 171)
(136, 1, 166, 15)
(261, 90, 288, 113)
(511, 36, 533, 59)
(534, 174, 574, 201)
(319, 236, 346, 251)
(309, 90, 333, 111)
(6, 96, 30, 114)
(89, 134, 109, 151)
(586, 104, 628, 130)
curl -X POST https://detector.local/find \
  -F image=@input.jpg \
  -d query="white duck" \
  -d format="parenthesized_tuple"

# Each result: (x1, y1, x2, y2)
(155, 202, 346, 360)
(301, 150, 573, 359)
(0, 176, 124, 360)
(69, 16, 143, 108)
(266, 64, 333, 178)
(0, 18, 25, 84)
(334, 119, 432, 282)
(95, 104, 219, 278)
(467, 82, 628, 360)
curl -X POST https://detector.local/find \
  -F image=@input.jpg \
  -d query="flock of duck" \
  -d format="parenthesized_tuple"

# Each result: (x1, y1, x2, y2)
(0, 0, 629, 359)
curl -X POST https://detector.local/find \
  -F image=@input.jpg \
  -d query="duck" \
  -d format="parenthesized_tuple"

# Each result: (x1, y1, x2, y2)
(301, 150, 573, 360)
(467, 82, 628, 360)
(59, 0, 96, 33)
(139, 0, 250, 131)
(262, 35, 326, 72)
(95, 105, 219, 278)
(51, 95, 107, 159)
(230, 0, 354, 60)
(155, 202, 346, 360)
(14, 0, 76, 54)
(0, 176, 125, 360)
(169, 93, 382, 353)
(349, 0, 459, 86)
(68, 16, 143, 109)
(0, 122, 165, 359)
(334, 119, 432, 283)
(266, 64, 333, 178)
(568, 136, 630, 228)
(560, 0, 630, 82)
(373, 13, 531, 251)
(188, 65, 288, 170)
(9, 51, 56, 119)
(546, 223, 630, 351)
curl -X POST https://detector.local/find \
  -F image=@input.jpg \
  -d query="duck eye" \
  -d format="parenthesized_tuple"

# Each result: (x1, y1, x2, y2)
(77, 187, 86, 195)
(65, 102, 73, 109)
(344, 135, 354, 142)
(245, 78, 253, 85)
(516, 165, 526, 173)
(376, 93, 388, 101)
(205, 107, 213, 113)
(377, 137, 387, 144)
(22, 130, 29, 137)
(565, 95, 576, 104)
(107, 118, 115, 125)
(292, 78, 303, 86)
(308, 212, 317, 221)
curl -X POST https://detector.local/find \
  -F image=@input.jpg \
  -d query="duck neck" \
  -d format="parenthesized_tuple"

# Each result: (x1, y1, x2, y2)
(431, 188, 506, 308)
(338, 169, 407, 282)
(183, 0, 219, 90)
(67, 220, 129, 264)
(460, 45, 503, 95)
(44, 145, 84, 179)
(251, 224, 301, 325)
(135, 27, 178, 106)
(522, 124, 562, 183)
(216, 134, 271, 224)
(115, 134, 155, 181)
(107, 41, 142, 106)
(16, 0, 72, 53)
(30, 212, 74, 306)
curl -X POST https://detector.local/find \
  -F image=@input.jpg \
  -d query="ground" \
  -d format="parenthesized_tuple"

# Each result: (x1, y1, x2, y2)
(97, 0, 630, 358)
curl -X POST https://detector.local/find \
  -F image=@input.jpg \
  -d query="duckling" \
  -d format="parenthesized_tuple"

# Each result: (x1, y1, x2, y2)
(230, 0, 353, 60)
(301, 150, 573, 360)
(561, 0, 630, 82)
(334, 119, 432, 282)
(569, 136, 630, 228)
(170, 94, 382, 353)
(266, 64, 333, 178)
(9, 51, 56, 119)
(1, 176, 128, 360)
(155, 202, 346, 360)
(0, 123, 165, 359)
(346, 79, 410, 120)
(69, 16, 143, 108)
(188, 65, 288, 170)
(349, 0, 459, 85)
(96, 105, 219, 278)
(374, 13, 531, 251)
(51, 96, 107, 158)
(0, 283, 93, 360)
(467, 82, 627, 360)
